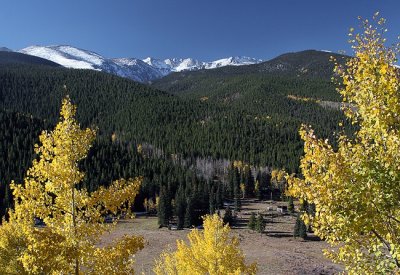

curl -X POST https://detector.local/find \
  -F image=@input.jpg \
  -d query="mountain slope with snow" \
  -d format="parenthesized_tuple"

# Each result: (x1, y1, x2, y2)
(205, 56, 262, 69)
(20, 45, 104, 70)
(143, 56, 262, 73)
(20, 45, 262, 82)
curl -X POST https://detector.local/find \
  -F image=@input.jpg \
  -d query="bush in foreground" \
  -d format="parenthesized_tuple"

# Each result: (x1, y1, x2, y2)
(154, 214, 257, 275)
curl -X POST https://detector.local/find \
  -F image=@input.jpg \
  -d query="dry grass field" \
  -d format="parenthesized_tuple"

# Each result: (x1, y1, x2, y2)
(101, 200, 343, 275)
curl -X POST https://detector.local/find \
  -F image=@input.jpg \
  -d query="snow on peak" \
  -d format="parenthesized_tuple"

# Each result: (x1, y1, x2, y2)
(143, 56, 261, 74)
(20, 45, 107, 70)
(173, 58, 203, 72)
(143, 57, 170, 70)
(19, 44, 262, 82)
(112, 57, 141, 66)
(205, 56, 262, 69)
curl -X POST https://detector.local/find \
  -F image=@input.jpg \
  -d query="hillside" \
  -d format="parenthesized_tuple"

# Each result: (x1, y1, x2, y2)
(0, 109, 47, 217)
(0, 52, 351, 239)
(151, 49, 352, 153)
(0, 51, 61, 67)
(153, 50, 349, 97)
(0, 59, 350, 174)
(152, 50, 352, 146)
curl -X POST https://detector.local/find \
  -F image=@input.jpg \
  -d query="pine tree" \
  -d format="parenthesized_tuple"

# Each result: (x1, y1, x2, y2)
(209, 188, 216, 215)
(255, 213, 266, 233)
(298, 219, 307, 239)
(244, 166, 255, 197)
(175, 186, 186, 229)
(248, 212, 256, 230)
(306, 203, 316, 233)
(233, 178, 241, 212)
(0, 96, 144, 274)
(234, 195, 241, 212)
(227, 164, 235, 199)
(287, 197, 294, 213)
(223, 207, 233, 225)
(293, 213, 307, 239)
(158, 186, 170, 227)
(184, 196, 194, 228)
(215, 184, 222, 209)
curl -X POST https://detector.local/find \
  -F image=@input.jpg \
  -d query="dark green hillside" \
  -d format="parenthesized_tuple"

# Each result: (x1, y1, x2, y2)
(0, 65, 169, 129)
(0, 60, 350, 172)
(0, 108, 215, 225)
(152, 50, 352, 163)
(0, 109, 49, 218)
(0, 53, 353, 222)
(153, 50, 349, 93)
(0, 51, 61, 67)
(153, 50, 351, 117)
(255, 50, 348, 79)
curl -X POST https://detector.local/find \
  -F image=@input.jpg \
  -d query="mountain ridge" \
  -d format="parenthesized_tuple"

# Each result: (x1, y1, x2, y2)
(18, 45, 262, 82)
(0, 51, 61, 67)
(153, 49, 350, 91)
(0, 47, 13, 52)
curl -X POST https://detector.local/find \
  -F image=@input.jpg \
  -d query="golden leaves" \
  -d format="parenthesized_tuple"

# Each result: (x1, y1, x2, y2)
(288, 15, 400, 274)
(0, 96, 144, 274)
(154, 214, 257, 275)
(87, 235, 145, 275)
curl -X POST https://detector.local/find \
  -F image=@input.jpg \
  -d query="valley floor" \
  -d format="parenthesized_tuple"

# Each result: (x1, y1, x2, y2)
(101, 200, 342, 275)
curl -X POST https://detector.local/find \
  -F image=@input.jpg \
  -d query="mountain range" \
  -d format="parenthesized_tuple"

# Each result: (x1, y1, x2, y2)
(0, 48, 348, 173)
(13, 45, 262, 82)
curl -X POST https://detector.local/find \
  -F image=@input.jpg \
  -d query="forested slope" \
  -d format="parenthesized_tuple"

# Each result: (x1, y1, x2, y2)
(0, 63, 349, 172)
(0, 51, 352, 224)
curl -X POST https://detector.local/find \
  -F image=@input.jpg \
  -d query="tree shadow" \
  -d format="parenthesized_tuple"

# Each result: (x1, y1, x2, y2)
(305, 235, 321, 241)
(265, 231, 293, 238)
(232, 218, 249, 228)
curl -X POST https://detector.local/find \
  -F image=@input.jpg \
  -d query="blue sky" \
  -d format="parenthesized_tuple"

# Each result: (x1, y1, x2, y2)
(1, 0, 399, 61)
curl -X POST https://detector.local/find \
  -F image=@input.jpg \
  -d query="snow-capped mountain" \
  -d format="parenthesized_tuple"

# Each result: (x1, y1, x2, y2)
(205, 56, 262, 69)
(20, 45, 105, 70)
(143, 56, 262, 74)
(110, 58, 164, 82)
(19, 45, 262, 82)
(142, 57, 172, 76)
(19, 45, 163, 82)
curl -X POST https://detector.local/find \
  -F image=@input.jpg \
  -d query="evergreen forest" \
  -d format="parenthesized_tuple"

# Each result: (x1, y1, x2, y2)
(0, 51, 350, 223)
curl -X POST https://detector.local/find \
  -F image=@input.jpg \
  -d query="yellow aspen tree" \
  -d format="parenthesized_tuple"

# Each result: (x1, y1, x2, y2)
(0, 96, 144, 274)
(271, 169, 286, 186)
(287, 14, 400, 274)
(154, 214, 257, 275)
(254, 180, 259, 195)
(240, 183, 246, 198)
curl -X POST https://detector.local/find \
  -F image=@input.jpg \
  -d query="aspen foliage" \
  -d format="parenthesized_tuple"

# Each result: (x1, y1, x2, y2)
(232, 160, 250, 172)
(154, 214, 257, 275)
(239, 183, 246, 198)
(271, 169, 286, 186)
(0, 96, 144, 274)
(287, 14, 400, 274)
